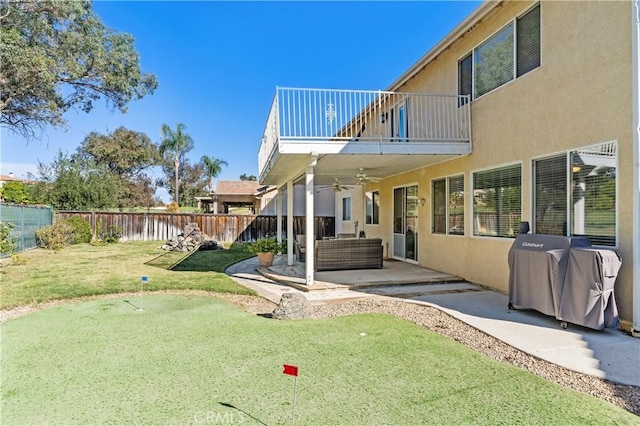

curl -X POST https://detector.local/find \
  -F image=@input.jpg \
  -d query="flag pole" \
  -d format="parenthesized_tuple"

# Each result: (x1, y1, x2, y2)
(291, 375, 297, 426)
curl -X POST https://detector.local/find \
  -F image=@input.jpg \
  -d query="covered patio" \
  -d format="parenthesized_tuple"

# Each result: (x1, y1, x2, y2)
(258, 87, 472, 284)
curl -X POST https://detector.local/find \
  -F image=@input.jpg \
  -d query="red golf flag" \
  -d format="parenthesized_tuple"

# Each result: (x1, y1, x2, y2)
(283, 364, 299, 377)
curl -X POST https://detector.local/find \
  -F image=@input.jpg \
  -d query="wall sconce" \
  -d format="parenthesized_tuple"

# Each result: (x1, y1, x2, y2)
(572, 164, 581, 173)
(381, 112, 387, 123)
(420, 198, 426, 206)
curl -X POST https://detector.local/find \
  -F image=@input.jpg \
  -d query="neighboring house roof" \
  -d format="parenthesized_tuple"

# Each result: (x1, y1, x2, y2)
(0, 173, 34, 186)
(214, 180, 261, 195)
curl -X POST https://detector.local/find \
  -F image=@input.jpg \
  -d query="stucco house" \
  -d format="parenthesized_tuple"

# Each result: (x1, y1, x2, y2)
(257, 1, 640, 334)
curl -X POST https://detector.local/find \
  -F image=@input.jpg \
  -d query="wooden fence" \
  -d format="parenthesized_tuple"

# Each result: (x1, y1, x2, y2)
(55, 211, 335, 243)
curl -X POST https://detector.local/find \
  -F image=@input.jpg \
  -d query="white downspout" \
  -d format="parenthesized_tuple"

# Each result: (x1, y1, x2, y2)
(632, 0, 640, 335)
(305, 155, 318, 285)
(287, 181, 294, 266)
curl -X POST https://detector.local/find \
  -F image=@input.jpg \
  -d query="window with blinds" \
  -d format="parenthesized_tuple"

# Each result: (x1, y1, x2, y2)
(458, 3, 540, 100)
(433, 175, 465, 235)
(473, 164, 522, 238)
(432, 179, 446, 233)
(517, 4, 541, 77)
(534, 154, 567, 236)
(448, 175, 465, 235)
(532, 142, 617, 246)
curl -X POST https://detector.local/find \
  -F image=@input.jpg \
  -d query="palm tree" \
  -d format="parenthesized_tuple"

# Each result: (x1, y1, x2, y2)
(201, 155, 228, 193)
(159, 123, 193, 205)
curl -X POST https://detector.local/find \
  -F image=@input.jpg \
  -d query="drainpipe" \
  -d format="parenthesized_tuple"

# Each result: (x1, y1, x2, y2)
(305, 154, 318, 285)
(632, 0, 640, 336)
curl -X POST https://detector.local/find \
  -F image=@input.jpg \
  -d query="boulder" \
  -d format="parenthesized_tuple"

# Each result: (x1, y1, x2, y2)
(271, 292, 312, 320)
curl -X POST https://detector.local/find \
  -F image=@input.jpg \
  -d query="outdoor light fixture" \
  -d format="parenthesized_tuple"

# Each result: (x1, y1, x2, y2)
(420, 198, 426, 206)
(572, 164, 581, 173)
(381, 112, 387, 123)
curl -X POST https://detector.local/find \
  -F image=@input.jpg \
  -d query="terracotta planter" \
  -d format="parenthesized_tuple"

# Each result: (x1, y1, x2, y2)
(257, 252, 275, 267)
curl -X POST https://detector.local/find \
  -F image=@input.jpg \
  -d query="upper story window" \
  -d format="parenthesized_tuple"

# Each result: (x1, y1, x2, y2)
(459, 4, 540, 100)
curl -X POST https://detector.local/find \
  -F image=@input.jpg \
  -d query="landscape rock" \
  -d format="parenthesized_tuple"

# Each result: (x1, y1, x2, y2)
(271, 292, 312, 320)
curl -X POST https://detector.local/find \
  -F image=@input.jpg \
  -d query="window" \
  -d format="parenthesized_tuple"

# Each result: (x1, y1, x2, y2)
(365, 191, 379, 225)
(432, 179, 446, 233)
(433, 175, 465, 235)
(458, 4, 540, 100)
(533, 142, 617, 246)
(473, 164, 522, 238)
(342, 196, 351, 221)
(448, 175, 465, 235)
(458, 53, 472, 105)
(475, 23, 514, 97)
(516, 3, 541, 77)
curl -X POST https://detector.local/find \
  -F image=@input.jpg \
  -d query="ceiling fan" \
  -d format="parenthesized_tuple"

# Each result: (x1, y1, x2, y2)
(355, 168, 381, 185)
(319, 178, 353, 192)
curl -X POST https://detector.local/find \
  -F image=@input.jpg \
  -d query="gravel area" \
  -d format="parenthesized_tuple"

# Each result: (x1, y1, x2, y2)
(3, 292, 638, 416)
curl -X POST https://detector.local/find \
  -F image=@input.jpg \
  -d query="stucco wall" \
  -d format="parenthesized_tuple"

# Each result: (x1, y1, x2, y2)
(363, 1, 634, 324)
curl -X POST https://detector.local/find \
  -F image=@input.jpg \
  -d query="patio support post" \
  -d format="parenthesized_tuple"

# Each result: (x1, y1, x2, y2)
(632, 0, 640, 335)
(305, 155, 317, 285)
(287, 181, 294, 265)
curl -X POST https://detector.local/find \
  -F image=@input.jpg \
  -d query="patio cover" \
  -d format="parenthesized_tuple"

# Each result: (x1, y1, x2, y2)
(559, 248, 622, 330)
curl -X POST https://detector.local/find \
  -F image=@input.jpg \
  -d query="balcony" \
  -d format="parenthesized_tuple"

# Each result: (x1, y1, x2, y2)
(259, 87, 472, 186)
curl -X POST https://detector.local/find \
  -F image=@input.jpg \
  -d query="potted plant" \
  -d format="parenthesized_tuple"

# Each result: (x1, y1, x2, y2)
(248, 237, 286, 267)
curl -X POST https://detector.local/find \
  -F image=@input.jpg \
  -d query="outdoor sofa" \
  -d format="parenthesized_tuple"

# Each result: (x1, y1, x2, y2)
(314, 237, 383, 271)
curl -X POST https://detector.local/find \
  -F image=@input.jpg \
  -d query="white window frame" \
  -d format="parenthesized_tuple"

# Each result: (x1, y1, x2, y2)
(365, 190, 380, 225)
(432, 174, 465, 236)
(458, 3, 540, 100)
(471, 162, 523, 239)
(532, 141, 618, 247)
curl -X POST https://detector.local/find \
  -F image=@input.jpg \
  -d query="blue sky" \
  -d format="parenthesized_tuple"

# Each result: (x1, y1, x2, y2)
(1, 0, 481, 202)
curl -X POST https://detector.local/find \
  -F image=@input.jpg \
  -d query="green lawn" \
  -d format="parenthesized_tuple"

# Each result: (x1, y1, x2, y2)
(0, 241, 255, 310)
(2, 294, 637, 425)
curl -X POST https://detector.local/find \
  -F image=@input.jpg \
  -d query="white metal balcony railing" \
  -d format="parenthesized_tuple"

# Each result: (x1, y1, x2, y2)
(259, 87, 471, 174)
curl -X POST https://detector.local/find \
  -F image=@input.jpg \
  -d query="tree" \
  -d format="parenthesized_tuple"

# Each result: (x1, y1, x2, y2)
(201, 155, 227, 193)
(78, 127, 160, 178)
(0, 1, 157, 138)
(159, 123, 193, 206)
(77, 126, 160, 208)
(157, 157, 207, 207)
(239, 173, 257, 181)
(34, 150, 119, 209)
(0, 180, 30, 204)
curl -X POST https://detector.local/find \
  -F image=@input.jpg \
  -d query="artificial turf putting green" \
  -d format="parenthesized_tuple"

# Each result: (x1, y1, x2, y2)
(1, 294, 637, 425)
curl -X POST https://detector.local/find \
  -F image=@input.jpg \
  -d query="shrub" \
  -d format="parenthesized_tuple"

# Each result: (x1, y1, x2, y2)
(247, 237, 286, 254)
(59, 217, 92, 244)
(0, 222, 17, 255)
(36, 222, 73, 250)
(9, 253, 27, 265)
(101, 225, 122, 243)
(91, 217, 122, 245)
(166, 201, 179, 213)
